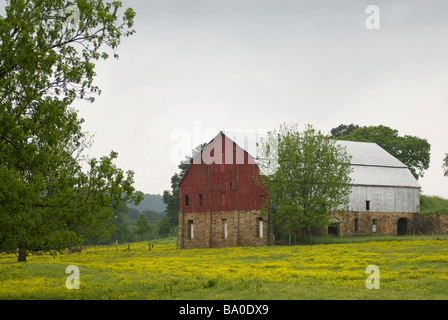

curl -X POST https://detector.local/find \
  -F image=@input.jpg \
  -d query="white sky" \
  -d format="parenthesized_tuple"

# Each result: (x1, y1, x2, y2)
(75, 0, 448, 198)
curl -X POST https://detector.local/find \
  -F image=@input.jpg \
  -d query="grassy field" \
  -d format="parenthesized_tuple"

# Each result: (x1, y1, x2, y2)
(1, 236, 448, 300)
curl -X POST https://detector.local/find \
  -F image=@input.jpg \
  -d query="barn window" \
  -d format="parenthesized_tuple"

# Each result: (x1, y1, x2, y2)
(184, 194, 189, 207)
(366, 200, 370, 211)
(256, 218, 264, 238)
(187, 220, 194, 240)
(198, 194, 203, 207)
(354, 218, 359, 232)
(229, 182, 233, 190)
(222, 219, 228, 239)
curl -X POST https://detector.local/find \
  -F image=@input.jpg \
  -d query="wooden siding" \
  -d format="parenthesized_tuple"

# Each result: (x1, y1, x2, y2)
(348, 185, 420, 213)
(179, 133, 267, 213)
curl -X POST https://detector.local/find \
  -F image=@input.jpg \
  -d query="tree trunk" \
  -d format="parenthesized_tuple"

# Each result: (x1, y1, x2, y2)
(17, 247, 27, 262)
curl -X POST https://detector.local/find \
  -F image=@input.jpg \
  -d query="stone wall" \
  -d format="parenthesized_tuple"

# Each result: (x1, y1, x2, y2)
(177, 210, 448, 249)
(177, 210, 272, 249)
(327, 212, 448, 236)
(329, 211, 415, 236)
(412, 213, 448, 235)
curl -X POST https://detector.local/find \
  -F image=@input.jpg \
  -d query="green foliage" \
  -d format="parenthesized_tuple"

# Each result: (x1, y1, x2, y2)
(157, 216, 178, 238)
(259, 124, 353, 239)
(443, 154, 448, 177)
(160, 144, 204, 236)
(110, 205, 137, 244)
(333, 124, 431, 179)
(0, 0, 139, 261)
(330, 124, 360, 138)
(162, 173, 181, 228)
(420, 195, 448, 214)
(133, 213, 153, 235)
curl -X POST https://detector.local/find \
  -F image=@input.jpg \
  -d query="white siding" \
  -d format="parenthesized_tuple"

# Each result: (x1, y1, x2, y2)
(348, 186, 420, 213)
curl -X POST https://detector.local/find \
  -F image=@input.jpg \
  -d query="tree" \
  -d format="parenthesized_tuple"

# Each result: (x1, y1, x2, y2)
(159, 144, 205, 237)
(332, 125, 430, 179)
(159, 173, 182, 237)
(443, 154, 448, 177)
(330, 124, 360, 138)
(259, 124, 353, 244)
(157, 217, 176, 238)
(110, 204, 137, 244)
(0, 0, 140, 261)
(133, 213, 153, 241)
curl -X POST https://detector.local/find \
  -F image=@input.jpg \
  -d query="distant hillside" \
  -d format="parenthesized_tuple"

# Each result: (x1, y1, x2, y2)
(130, 193, 166, 213)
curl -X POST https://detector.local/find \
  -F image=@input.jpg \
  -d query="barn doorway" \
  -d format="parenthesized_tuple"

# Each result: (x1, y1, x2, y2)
(397, 218, 409, 236)
(328, 218, 340, 236)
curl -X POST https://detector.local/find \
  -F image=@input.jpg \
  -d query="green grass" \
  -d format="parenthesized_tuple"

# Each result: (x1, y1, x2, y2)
(309, 234, 444, 244)
(420, 194, 448, 214)
(1, 236, 448, 300)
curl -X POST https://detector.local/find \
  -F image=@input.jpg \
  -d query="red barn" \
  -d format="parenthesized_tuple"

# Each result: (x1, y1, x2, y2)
(177, 131, 273, 249)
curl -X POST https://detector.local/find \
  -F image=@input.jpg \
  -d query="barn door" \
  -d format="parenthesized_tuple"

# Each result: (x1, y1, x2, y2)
(397, 218, 408, 236)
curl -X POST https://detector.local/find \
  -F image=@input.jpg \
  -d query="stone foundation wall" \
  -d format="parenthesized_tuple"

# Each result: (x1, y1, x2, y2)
(412, 213, 448, 235)
(438, 214, 448, 233)
(177, 210, 448, 249)
(329, 212, 416, 236)
(327, 212, 448, 236)
(177, 210, 272, 249)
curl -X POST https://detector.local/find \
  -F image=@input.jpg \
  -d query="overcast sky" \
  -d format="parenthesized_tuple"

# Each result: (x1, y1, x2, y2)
(75, 0, 448, 198)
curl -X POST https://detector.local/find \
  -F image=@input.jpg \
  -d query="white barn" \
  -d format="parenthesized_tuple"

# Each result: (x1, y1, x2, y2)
(338, 140, 420, 214)
(332, 140, 420, 236)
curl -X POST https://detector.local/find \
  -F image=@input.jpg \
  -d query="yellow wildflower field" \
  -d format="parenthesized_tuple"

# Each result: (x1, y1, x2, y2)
(1, 238, 448, 299)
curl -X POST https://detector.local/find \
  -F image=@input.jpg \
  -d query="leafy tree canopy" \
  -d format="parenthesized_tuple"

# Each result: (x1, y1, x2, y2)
(330, 124, 360, 138)
(0, 0, 140, 261)
(259, 124, 353, 243)
(443, 154, 448, 177)
(133, 213, 153, 236)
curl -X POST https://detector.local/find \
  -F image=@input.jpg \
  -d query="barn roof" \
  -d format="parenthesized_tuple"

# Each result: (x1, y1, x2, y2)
(336, 140, 406, 168)
(221, 131, 420, 189)
(335, 140, 420, 188)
